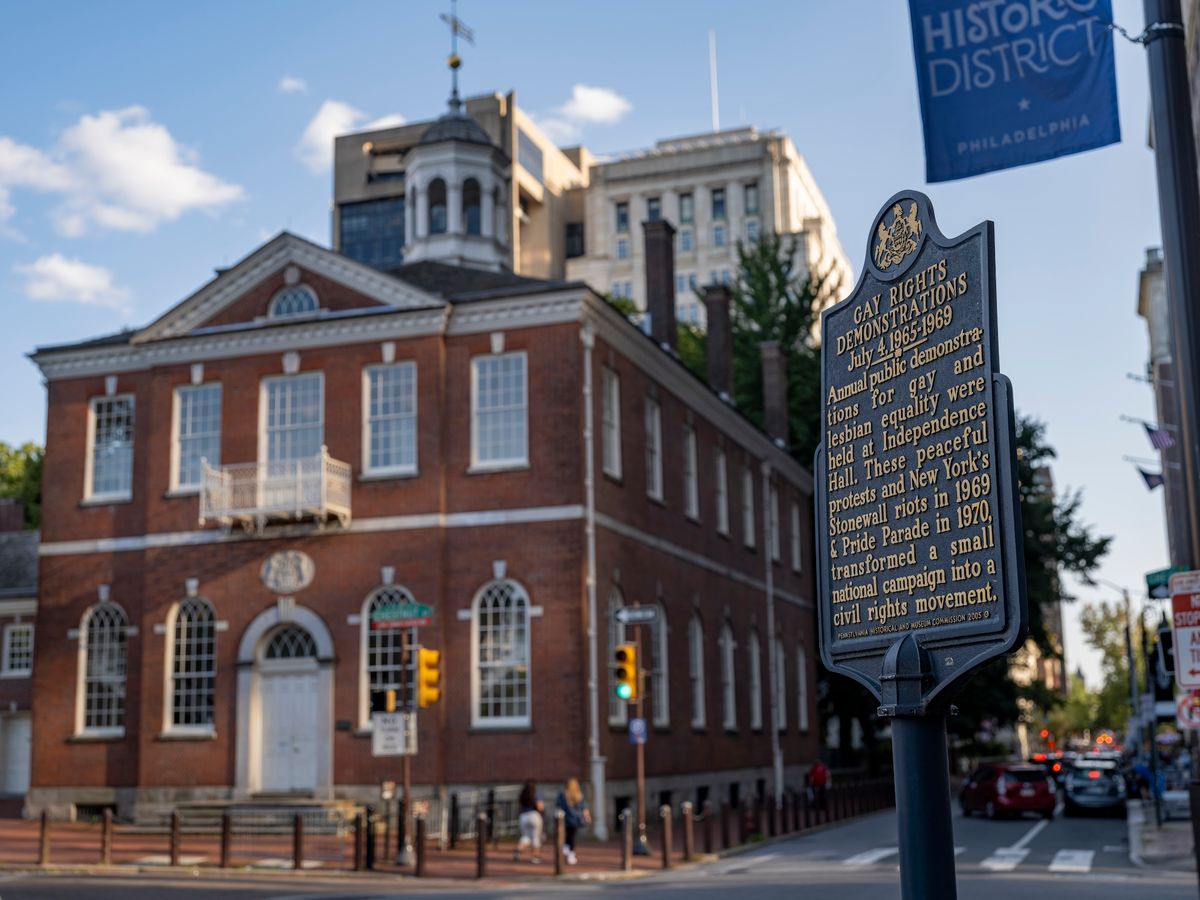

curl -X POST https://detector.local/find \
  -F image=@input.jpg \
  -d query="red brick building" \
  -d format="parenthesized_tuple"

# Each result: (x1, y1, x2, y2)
(26, 109, 817, 831)
(0, 505, 36, 816)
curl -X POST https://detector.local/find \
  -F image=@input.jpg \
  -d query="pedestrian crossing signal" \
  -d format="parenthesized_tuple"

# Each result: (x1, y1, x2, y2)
(417, 647, 441, 708)
(370, 688, 398, 714)
(614, 643, 637, 701)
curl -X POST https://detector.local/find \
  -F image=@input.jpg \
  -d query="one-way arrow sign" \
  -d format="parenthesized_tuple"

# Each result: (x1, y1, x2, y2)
(615, 606, 658, 626)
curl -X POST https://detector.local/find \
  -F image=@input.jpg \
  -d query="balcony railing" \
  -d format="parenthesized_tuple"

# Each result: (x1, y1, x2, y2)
(200, 447, 352, 532)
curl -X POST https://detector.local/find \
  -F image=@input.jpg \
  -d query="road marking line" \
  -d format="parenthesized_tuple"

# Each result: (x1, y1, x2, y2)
(133, 854, 206, 866)
(1049, 849, 1094, 873)
(842, 847, 899, 866)
(980, 848, 1029, 871)
(252, 858, 322, 869)
(1010, 818, 1050, 851)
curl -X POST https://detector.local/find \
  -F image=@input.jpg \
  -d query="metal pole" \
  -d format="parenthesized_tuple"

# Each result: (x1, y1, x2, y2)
(475, 812, 487, 879)
(1144, 0, 1200, 571)
(220, 812, 232, 869)
(292, 813, 304, 871)
(399, 629, 413, 866)
(553, 809, 565, 875)
(658, 805, 673, 869)
(100, 808, 112, 866)
(620, 808, 632, 871)
(633, 618, 649, 855)
(169, 811, 181, 866)
(415, 816, 427, 878)
(1142, 605, 1164, 827)
(37, 810, 49, 866)
(892, 716, 957, 900)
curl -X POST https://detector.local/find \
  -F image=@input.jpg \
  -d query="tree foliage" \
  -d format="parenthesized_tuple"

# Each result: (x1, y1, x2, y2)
(0, 441, 42, 528)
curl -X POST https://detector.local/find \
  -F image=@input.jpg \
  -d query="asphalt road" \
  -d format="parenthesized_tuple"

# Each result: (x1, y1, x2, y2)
(0, 805, 1193, 899)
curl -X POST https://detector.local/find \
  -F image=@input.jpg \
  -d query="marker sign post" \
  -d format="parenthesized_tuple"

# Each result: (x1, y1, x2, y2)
(816, 191, 1027, 900)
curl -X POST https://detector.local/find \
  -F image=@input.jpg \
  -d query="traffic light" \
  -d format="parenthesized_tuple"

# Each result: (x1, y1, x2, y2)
(614, 643, 637, 701)
(1040, 728, 1050, 740)
(417, 647, 441, 708)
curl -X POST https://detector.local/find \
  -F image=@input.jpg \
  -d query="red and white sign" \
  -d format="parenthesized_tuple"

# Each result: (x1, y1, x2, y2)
(1169, 571, 1200, 689)
(1177, 691, 1200, 730)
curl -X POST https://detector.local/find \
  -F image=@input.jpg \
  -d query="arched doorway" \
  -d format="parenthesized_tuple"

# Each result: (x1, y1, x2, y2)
(235, 604, 334, 798)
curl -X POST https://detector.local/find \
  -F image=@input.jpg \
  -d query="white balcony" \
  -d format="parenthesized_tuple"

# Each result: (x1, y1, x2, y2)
(200, 447, 352, 532)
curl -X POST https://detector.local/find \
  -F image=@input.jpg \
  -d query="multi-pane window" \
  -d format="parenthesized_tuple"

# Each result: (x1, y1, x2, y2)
(615, 201, 629, 233)
(173, 384, 221, 490)
(1, 623, 33, 675)
(607, 588, 628, 726)
(617, 238, 629, 260)
(81, 604, 128, 733)
(714, 448, 730, 535)
(365, 587, 417, 719)
(264, 625, 317, 659)
(742, 465, 756, 547)
(797, 645, 809, 732)
(711, 188, 726, 220)
(746, 219, 760, 242)
(713, 224, 726, 248)
(680, 229, 694, 252)
(269, 285, 319, 318)
(474, 580, 531, 726)
(688, 273, 698, 291)
(775, 637, 788, 732)
(791, 501, 802, 572)
(748, 630, 763, 730)
(744, 182, 760, 215)
(340, 196, 406, 270)
(429, 179, 448, 234)
(683, 425, 699, 520)
(719, 623, 736, 730)
(601, 367, 622, 478)
(88, 395, 135, 499)
(645, 397, 663, 501)
(689, 615, 706, 728)
(770, 486, 781, 562)
(650, 606, 670, 727)
(170, 598, 216, 729)
(365, 363, 418, 475)
(679, 192, 694, 224)
(264, 373, 323, 462)
(472, 353, 528, 467)
(646, 197, 661, 221)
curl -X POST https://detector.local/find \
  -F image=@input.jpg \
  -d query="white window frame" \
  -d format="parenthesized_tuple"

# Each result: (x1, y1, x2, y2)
(362, 362, 419, 477)
(748, 629, 763, 731)
(775, 636, 788, 733)
(791, 501, 802, 572)
(689, 614, 706, 729)
(162, 597, 217, 736)
(258, 372, 325, 464)
(1, 623, 33, 677)
(742, 464, 756, 548)
(470, 351, 529, 471)
(359, 586, 418, 729)
(470, 578, 532, 728)
(683, 425, 699, 521)
(714, 447, 730, 535)
(650, 604, 670, 728)
(645, 397, 663, 501)
(268, 284, 319, 318)
(84, 394, 135, 503)
(607, 587, 629, 726)
(76, 603, 130, 738)
(797, 644, 810, 732)
(170, 383, 222, 493)
(601, 367, 622, 479)
(719, 622, 736, 731)
(770, 486, 781, 562)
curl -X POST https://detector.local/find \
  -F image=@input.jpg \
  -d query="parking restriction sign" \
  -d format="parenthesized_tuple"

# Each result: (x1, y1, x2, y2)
(1169, 571, 1200, 690)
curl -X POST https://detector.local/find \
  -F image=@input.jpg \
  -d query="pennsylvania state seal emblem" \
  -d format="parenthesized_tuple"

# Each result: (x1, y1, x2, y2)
(873, 201, 922, 271)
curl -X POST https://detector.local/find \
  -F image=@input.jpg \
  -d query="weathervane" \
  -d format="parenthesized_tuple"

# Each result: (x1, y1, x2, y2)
(439, 0, 475, 114)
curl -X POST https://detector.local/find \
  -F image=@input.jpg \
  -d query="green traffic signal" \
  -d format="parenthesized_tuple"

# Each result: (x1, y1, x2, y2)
(615, 681, 633, 700)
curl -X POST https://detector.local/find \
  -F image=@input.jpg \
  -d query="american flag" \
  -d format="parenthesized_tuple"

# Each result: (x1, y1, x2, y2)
(1138, 467, 1165, 490)
(1144, 422, 1176, 450)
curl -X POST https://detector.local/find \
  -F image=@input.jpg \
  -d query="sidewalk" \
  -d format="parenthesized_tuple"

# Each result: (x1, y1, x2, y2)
(1129, 800, 1196, 871)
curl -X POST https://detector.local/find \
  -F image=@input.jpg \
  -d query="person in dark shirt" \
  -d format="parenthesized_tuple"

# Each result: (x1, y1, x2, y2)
(514, 780, 545, 863)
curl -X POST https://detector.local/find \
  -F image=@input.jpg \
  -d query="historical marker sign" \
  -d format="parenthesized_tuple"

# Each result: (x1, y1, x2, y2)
(816, 190, 1027, 709)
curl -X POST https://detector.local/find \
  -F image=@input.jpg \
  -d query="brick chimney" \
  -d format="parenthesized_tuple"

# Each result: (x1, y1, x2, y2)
(642, 219, 677, 350)
(760, 341, 789, 445)
(703, 284, 733, 401)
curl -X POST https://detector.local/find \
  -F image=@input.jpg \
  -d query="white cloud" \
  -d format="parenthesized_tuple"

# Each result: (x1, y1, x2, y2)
(0, 107, 243, 237)
(15, 253, 131, 314)
(296, 100, 406, 174)
(533, 84, 632, 144)
(278, 75, 308, 94)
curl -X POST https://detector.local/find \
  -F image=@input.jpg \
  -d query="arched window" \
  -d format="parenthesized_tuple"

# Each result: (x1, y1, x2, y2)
(361, 586, 418, 726)
(797, 644, 809, 732)
(774, 636, 788, 732)
(463, 178, 482, 235)
(80, 604, 129, 734)
(269, 284, 319, 318)
(263, 624, 317, 659)
(688, 614, 706, 729)
(472, 579, 530, 727)
(719, 622, 736, 730)
(429, 178, 447, 235)
(748, 629, 763, 730)
(607, 587, 628, 726)
(650, 604, 669, 727)
(168, 597, 216, 730)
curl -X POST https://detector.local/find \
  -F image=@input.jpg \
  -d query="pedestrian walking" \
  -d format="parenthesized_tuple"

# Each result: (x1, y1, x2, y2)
(809, 758, 830, 813)
(556, 778, 591, 865)
(514, 781, 545, 864)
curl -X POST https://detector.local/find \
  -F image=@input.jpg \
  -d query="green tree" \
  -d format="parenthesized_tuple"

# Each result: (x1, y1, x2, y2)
(1048, 670, 1099, 740)
(1079, 600, 1140, 731)
(0, 441, 42, 528)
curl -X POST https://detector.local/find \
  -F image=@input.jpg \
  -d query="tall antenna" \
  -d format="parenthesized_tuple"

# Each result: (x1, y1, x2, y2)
(439, 0, 475, 113)
(708, 29, 720, 132)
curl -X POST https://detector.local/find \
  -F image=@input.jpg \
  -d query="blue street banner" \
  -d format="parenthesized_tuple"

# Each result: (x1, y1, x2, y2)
(908, 0, 1121, 182)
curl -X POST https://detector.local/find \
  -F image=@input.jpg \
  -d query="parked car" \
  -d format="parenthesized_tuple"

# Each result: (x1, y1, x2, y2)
(1063, 758, 1127, 817)
(961, 763, 1056, 819)
(1030, 752, 1069, 786)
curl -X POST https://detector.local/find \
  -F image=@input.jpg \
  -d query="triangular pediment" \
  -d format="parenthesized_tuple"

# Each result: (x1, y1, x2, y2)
(133, 232, 446, 344)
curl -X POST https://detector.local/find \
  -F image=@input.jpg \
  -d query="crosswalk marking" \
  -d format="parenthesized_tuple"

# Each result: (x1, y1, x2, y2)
(133, 854, 206, 866)
(1048, 849, 1094, 873)
(842, 847, 899, 867)
(980, 848, 1029, 871)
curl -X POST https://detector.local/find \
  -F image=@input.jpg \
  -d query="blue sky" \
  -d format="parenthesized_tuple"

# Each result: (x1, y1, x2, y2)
(0, 1, 1170, 684)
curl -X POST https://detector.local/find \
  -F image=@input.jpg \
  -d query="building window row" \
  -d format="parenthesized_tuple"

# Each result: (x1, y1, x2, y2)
(611, 183, 759, 257)
(685, 615, 793, 734)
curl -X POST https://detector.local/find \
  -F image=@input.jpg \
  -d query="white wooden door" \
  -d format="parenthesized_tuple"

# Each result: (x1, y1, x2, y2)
(259, 670, 318, 792)
(2, 714, 31, 793)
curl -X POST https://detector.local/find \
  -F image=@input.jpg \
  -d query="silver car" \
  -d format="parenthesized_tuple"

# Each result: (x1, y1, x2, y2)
(1063, 758, 1126, 817)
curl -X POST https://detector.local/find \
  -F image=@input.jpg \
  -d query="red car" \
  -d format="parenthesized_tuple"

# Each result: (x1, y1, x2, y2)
(961, 763, 1056, 819)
